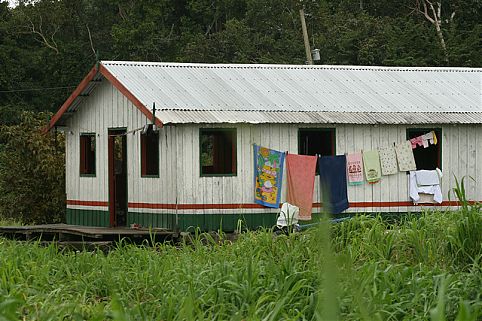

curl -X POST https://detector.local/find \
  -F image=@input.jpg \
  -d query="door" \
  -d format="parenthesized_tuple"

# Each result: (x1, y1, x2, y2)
(108, 129, 127, 227)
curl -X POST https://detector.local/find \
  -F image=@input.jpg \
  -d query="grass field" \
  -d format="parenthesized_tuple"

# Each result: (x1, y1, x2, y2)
(0, 202, 480, 320)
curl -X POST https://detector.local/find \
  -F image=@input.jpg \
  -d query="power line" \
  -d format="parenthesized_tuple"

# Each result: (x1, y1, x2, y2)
(0, 86, 77, 93)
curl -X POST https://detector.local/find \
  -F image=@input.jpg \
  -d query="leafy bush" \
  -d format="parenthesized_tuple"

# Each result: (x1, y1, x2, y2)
(0, 111, 65, 224)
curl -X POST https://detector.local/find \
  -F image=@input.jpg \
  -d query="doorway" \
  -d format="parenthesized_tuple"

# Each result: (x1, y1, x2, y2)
(108, 129, 127, 227)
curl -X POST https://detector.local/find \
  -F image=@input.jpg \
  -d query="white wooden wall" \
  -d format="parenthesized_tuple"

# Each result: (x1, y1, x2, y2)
(65, 81, 482, 215)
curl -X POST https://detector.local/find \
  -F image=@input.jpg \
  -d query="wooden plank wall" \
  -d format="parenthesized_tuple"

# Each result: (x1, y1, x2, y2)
(66, 81, 482, 218)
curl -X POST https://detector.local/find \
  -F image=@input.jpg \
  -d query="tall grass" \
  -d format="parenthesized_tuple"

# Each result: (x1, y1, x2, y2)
(0, 185, 480, 320)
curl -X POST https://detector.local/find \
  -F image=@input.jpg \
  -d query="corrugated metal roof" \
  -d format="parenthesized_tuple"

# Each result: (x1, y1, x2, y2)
(101, 61, 481, 124)
(53, 61, 481, 127)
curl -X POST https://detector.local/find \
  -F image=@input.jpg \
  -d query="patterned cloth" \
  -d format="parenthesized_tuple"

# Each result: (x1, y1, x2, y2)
(346, 152, 364, 185)
(254, 144, 285, 208)
(395, 141, 417, 171)
(362, 150, 382, 183)
(378, 146, 398, 175)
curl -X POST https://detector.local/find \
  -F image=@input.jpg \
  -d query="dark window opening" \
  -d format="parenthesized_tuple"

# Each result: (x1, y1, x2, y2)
(80, 134, 96, 175)
(407, 128, 442, 170)
(200, 129, 236, 176)
(299, 128, 336, 173)
(141, 132, 159, 176)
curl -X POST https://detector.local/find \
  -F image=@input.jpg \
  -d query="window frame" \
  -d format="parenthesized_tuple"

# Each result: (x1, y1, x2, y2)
(406, 127, 442, 170)
(140, 130, 160, 178)
(298, 128, 336, 174)
(199, 128, 237, 177)
(79, 133, 96, 177)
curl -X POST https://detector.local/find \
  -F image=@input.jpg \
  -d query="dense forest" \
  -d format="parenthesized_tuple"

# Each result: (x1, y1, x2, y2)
(0, 0, 481, 125)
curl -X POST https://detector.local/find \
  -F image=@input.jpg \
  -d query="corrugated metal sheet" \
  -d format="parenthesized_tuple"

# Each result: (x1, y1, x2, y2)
(155, 110, 481, 124)
(101, 61, 481, 124)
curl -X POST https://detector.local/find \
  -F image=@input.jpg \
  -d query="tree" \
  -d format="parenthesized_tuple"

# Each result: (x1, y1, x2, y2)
(413, 0, 452, 64)
(0, 112, 65, 224)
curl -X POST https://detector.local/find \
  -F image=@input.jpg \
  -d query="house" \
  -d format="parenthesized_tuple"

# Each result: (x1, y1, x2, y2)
(47, 61, 482, 231)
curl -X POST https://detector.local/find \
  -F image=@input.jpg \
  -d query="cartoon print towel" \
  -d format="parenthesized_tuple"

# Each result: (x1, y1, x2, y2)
(362, 150, 382, 183)
(395, 140, 417, 171)
(286, 154, 317, 221)
(346, 152, 364, 185)
(378, 146, 398, 175)
(254, 144, 285, 208)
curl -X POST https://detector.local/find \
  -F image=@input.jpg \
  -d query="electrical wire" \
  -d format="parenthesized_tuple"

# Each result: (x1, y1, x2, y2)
(0, 86, 77, 93)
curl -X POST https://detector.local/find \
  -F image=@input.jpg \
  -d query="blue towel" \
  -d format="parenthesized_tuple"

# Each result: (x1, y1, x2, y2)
(318, 155, 349, 214)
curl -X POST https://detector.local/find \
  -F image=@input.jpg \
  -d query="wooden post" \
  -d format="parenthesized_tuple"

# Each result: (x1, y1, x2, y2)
(299, 8, 313, 65)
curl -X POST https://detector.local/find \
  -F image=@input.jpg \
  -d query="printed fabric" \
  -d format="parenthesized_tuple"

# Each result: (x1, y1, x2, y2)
(346, 152, 364, 185)
(319, 155, 349, 214)
(409, 136, 424, 149)
(378, 146, 398, 176)
(395, 141, 417, 171)
(254, 144, 285, 208)
(286, 154, 318, 221)
(362, 150, 382, 183)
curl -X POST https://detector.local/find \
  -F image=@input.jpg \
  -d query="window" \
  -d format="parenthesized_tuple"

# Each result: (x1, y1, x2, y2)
(141, 131, 159, 176)
(407, 128, 442, 170)
(200, 129, 236, 176)
(299, 128, 336, 173)
(80, 134, 96, 175)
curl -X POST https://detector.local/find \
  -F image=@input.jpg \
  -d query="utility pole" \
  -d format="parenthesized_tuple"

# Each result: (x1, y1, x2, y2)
(299, 8, 313, 65)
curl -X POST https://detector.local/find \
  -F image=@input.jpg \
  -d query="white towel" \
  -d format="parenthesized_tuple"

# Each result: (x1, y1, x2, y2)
(415, 169, 441, 186)
(409, 171, 442, 204)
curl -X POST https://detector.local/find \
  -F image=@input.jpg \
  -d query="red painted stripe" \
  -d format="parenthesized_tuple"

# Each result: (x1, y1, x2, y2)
(99, 65, 163, 128)
(67, 200, 108, 207)
(67, 200, 479, 210)
(45, 66, 98, 132)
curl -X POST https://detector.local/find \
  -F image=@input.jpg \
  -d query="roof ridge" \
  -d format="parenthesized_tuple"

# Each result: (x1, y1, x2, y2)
(101, 61, 482, 73)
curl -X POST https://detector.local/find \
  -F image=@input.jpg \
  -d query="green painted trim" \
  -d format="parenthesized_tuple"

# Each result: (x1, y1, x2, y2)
(141, 175, 160, 178)
(66, 208, 110, 227)
(199, 128, 237, 177)
(68, 209, 278, 232)
(80, 174, 96, 177)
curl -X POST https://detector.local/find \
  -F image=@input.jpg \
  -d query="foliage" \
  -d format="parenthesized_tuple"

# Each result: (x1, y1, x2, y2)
(0, 111, 65, 224)
(0, 0, 480, 127)
(0, 209, 480, 320)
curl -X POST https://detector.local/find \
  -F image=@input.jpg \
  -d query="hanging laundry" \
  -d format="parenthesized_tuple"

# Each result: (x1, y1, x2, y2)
(395, 141, 417, 171)
(319, 155, 349, 214)
(409, 169, 443, 204)
(362, 150, 382, 183)
(378, 146, 398, 176)
(431, 131, 438, 145)
(421, 131, 437, 148)
(253, 144, 285, 208)
(409, 136, 424, 149)
(286, 154, 317, 221)
(346, 152, 364, 185)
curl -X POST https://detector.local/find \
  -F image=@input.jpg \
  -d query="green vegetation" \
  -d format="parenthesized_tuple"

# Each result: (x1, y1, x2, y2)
(0, 205, 480, 320)
(0, 0, 481, 125)
(0, 112, 65, 224)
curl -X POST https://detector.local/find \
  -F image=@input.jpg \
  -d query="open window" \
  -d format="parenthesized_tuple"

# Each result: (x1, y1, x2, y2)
(141, 131, 159, 176)
(407, 128, 442, 170)
(80, 134, 96, 175)
(200, 128, 236, 176)
(299, 128, 336, 173)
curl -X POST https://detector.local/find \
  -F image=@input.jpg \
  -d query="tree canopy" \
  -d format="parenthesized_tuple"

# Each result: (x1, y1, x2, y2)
(0, 0, 480, 124)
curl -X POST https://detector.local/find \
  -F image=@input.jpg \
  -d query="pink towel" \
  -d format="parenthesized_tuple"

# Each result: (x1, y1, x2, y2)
(346, 152, 364, 185)
(286, 154, 317, 221)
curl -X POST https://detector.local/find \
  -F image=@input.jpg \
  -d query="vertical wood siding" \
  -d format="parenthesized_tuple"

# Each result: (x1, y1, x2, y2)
(65, 81, 482, 229)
